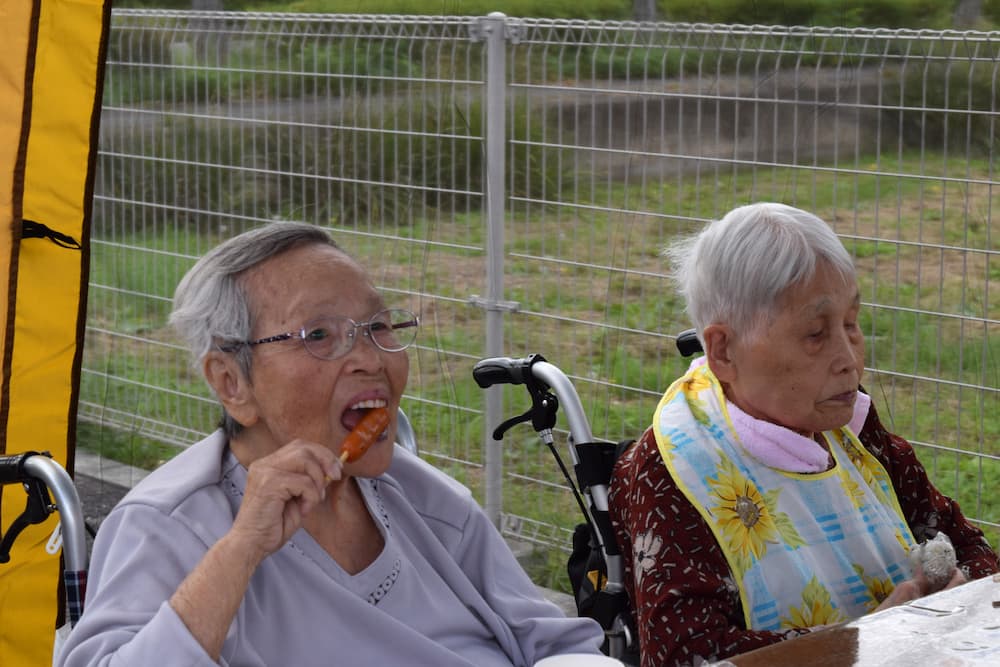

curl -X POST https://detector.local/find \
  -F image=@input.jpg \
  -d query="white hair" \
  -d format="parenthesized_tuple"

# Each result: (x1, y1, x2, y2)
(664, 202, 855, 344)
(169, 221, 339, 436)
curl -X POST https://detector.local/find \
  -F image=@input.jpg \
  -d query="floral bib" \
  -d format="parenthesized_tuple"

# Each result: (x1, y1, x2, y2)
(653, 362, 915, 630)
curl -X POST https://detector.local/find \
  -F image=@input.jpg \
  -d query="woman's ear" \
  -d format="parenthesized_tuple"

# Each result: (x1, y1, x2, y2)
(703, 323, 737, 384)
(203, 351, 259, 428)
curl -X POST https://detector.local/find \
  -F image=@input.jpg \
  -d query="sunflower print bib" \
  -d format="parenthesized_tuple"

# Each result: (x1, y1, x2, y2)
(653, 362, 915, 631)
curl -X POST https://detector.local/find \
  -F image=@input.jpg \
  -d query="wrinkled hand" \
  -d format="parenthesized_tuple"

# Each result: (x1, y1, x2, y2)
(230, 440, 341, 562)
(913, 557, 965, 596)
(874, 568, 968, 613)
(874, 579, 923, 612)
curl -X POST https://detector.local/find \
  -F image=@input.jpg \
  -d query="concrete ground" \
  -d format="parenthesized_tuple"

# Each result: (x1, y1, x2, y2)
(73, 451, 148, 556)
(72, 450, 577, 616)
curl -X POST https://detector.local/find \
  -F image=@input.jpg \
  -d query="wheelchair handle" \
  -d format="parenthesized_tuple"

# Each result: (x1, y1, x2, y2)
(23, 456, 88, 574)
(0, 451, 40, 485)
(472, 354, 544, 388)
(473, 355, 597, 446)
(676, 328, 703, 357)
(0, 452, 89, 625)
(0, 453, 88, 574)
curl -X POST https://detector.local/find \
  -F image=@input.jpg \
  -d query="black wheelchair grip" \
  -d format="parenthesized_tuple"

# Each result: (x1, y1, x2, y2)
(0, 453, 32, 485)
(472, 357, 527, 388)
(675, 328, 704, 357)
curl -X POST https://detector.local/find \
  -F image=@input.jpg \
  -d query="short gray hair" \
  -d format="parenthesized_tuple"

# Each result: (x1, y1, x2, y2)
(169, 221, 339, 437)
(664, 202, 855, 344)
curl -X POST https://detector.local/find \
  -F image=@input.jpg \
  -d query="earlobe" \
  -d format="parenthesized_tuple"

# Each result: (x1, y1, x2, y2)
(203, 351, 259, 428)
(703, 324, 737, 383)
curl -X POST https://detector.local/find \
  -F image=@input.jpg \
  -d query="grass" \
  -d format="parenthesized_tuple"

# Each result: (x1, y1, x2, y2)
(77, 421, 184, 471)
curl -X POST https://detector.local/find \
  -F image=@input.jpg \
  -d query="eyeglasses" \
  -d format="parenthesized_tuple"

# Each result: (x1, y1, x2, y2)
(225, 308, 419, 361)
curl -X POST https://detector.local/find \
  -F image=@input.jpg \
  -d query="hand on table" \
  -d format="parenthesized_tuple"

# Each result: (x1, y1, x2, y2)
(874, 568, 967, 613)
(914, 559, 966, 596)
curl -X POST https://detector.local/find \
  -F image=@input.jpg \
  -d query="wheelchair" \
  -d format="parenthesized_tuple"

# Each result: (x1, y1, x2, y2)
(472, 329, 703, 664)
(0, 450, 89, 628)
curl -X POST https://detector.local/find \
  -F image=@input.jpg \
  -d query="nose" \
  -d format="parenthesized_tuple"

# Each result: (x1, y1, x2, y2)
(343, 324, 385, 371)
(831, 326, 864, 376)
(357, 323, 388, 351)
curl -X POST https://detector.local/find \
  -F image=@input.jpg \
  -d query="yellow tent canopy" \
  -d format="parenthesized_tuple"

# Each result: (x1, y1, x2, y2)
(0, 0, 109, 664)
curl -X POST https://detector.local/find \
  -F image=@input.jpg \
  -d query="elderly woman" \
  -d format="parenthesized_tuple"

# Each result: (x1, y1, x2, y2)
(59, 222, 603, 666)
(609, 203, 999, 667)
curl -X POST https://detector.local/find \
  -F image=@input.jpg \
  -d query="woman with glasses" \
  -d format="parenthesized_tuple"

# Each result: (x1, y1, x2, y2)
(58, 222, 603, 666)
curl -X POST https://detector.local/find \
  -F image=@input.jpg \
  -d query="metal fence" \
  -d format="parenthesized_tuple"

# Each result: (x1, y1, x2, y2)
(83, 10, 1000, 567)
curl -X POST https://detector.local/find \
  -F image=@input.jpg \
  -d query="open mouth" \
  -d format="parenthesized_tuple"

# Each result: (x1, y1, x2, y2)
(341, 398, 389, 434)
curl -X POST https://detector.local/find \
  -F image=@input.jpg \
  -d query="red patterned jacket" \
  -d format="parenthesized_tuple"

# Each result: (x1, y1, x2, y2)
(609, 400, 999, 667)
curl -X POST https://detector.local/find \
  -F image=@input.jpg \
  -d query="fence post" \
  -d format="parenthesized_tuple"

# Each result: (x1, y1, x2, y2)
(470, 12, 519, 528)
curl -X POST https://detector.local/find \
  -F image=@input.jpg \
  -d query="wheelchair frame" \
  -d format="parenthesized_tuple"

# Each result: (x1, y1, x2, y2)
(0, 451, 89, 627)
(473, 330, 702, 664)
(473, 354, 635, 661)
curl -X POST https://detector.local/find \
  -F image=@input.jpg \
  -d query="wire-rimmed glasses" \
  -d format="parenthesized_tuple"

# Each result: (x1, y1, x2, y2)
(224, 308, 419, 361)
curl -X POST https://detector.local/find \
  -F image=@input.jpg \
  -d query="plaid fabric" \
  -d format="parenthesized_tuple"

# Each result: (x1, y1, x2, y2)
(64, 570, 87, 626)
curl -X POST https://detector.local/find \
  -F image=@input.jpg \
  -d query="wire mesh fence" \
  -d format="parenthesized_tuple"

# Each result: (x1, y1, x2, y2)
(82, 10, 1000, 568)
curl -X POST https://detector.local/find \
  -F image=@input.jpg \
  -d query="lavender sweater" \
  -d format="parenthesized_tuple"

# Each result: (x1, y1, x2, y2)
(57, 431, 602, 666)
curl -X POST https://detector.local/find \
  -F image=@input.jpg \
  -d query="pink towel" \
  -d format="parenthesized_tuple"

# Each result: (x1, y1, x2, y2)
(727, 393, 870, 473)
(689, 355, 871, 473)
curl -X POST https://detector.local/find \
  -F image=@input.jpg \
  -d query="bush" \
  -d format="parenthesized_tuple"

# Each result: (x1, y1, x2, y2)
(817, 0, 950, 27)
(97, 93, 568, 230)
(882, 51, 999, 156)
(660, 0, 821, 25)
(984, 0, 1000, 23)
(255, 0, 631, 20)
(660, 0, 951, 28)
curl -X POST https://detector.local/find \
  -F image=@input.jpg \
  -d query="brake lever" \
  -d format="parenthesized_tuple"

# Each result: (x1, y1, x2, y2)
(0, 477, 55, 564)
(492, 409, 533, 440)
(492, 387, 559, 441)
